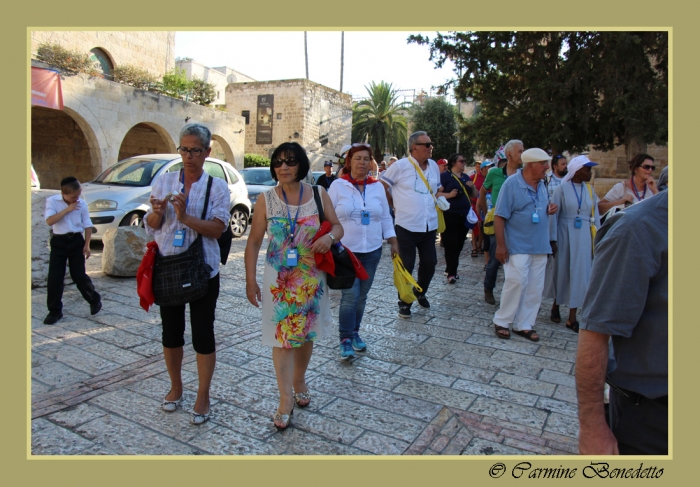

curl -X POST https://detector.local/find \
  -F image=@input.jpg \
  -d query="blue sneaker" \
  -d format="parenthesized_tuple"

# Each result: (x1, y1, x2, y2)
(340, 339, 355, 360)
(351, 333, 367, 352)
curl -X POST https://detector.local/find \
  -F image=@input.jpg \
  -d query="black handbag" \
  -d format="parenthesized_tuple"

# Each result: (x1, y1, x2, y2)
(152, 175, 215, 307)
(311, 185, 357, 290)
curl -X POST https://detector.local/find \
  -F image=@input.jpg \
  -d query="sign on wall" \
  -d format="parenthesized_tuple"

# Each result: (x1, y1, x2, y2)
(31, 67, 64, 110)
(256, 95, 274, 145)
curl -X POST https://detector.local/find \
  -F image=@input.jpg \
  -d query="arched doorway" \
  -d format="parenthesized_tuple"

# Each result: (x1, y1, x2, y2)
(210, 134, 235, 166)
(118, 123, 175, 161)
(31, 106, 101, 189)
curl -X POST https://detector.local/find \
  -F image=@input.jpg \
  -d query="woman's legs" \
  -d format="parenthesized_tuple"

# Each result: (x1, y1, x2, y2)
(292, 341, 313, 396)
(272, 347, 296, 425)
(189, 274, 220, 415)
(194, 352, 216, 414)
(160, 304, 186, 402)
(163, 346, 183, 401)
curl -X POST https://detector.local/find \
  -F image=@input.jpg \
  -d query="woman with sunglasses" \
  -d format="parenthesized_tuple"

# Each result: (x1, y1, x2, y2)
(328, 144, 399, 360)
(598, 154, 659, 215)
(244, 142, 343, 430)
(440, 153, 477, 284)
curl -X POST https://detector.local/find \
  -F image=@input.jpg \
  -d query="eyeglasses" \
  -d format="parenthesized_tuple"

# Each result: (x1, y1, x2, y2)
(640, 164, 656, 171)
(414, 142, 435, 148)
(272, 157, 299, 168)
(177, 146, 206, 156)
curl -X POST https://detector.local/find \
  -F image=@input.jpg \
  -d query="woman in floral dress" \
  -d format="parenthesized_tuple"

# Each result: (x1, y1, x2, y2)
(244, 142, 343, 429)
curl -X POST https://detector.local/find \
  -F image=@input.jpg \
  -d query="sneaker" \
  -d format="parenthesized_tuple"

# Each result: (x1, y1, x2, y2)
(43, 312, 63, 325)
(351, 333, 367, 352)
(398, 301, 412, 319)
(340, 339, 355, 360)
(413, 290, 430, 309)
(447, 275, 457, 284)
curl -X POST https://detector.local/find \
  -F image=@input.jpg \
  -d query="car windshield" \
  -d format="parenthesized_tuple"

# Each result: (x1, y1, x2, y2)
(241, 169, 276, 186)
(92, 157, 171, 186)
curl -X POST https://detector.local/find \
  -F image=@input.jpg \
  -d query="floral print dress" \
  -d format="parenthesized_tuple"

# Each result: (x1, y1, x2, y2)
(260, 187, 331, 348)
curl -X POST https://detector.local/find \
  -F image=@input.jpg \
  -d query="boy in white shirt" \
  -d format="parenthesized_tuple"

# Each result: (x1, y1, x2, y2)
(43, 176, 102, 324)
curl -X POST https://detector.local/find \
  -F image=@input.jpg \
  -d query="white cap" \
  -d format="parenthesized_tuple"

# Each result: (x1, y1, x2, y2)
(521, 148, 551, 164)
(561, 155, 598, 184)
(339, 144, 352, 158)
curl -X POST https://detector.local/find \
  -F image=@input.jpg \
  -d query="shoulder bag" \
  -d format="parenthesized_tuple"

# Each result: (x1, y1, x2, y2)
(450, 173, 479, 229)
(152, 174, 214, 307)
(409, 157, 446, 233)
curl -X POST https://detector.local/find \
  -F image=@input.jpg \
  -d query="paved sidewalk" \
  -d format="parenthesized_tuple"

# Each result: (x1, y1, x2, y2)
(31, 234, 580, 455)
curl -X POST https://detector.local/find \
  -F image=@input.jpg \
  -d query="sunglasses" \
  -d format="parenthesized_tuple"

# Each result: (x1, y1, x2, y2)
(640, 164, 656, 171)
(272, 157, 299, 168)
(414, 142, 435, 148)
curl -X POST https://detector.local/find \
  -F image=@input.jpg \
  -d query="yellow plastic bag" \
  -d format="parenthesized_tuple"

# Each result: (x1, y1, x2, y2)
(393, 254, 422, 304)
(436, 207, 446, 233)
(483, 208, 496, 235)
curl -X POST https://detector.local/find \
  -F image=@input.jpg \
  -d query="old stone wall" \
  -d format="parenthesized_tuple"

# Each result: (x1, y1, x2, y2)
(31, 71, 246, 189)
(226, 79, 351, 168)
(31, 31, 175, 78)
(587, 144, 668, 179)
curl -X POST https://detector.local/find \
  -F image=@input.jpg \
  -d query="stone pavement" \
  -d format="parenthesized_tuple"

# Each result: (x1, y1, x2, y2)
(31, 234, 581, 456)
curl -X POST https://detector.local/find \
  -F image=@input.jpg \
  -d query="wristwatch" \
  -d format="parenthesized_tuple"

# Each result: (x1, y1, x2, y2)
(328, 233, 335, 242)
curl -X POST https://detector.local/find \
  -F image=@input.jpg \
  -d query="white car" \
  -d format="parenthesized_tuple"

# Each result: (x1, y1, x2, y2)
(82, 154, 251, 240)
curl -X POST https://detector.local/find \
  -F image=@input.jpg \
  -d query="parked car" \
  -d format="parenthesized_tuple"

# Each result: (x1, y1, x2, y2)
(82, 154, 251, 240)
(239, 167, 275, 214)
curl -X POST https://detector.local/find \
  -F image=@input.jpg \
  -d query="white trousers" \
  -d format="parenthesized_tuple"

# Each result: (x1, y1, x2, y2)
(493, 254, 548, 331)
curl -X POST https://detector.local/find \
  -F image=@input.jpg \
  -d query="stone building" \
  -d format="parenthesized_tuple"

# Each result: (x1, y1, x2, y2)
(30, 31, 245, 189)
(176, 58, 256, 108)
(226, 79, 352, 169)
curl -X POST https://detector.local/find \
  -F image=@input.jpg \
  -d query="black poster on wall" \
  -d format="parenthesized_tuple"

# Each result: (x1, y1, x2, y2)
(256, 95, 274, 145)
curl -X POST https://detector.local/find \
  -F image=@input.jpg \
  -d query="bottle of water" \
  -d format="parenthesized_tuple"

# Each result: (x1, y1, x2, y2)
(486, 193, 493, 210)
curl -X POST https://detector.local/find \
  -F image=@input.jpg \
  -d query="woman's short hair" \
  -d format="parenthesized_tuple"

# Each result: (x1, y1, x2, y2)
(446, 153, 464, 171)
(179, 123, 212, 149)
(628, 153, 654, 174)
(344, 145, 373, 173)
(269, 142, 310, 182)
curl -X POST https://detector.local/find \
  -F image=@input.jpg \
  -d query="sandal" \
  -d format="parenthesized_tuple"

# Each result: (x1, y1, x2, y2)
(494, 324, 510, 339)
(566, 321, 580, 333)
(512, 329, 540, 342)
(273, 406, 294, 430)
(161, 392, 183, 412)
(294, 391, 311, 408)
(478, 248, 484, 254)
(550, 308, 561, 323)
(191, 410, 211, 425)
(471, 249, 479, 258)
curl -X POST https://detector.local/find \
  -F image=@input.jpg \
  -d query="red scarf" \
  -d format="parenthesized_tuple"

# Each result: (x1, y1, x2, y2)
(341, 174, 380, 185)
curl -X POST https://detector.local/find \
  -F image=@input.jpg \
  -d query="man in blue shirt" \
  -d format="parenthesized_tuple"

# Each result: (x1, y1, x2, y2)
(492, 148, 558, 341)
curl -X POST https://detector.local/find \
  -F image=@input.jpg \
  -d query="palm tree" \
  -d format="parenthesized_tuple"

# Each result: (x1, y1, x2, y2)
(352, 81, 411, 162)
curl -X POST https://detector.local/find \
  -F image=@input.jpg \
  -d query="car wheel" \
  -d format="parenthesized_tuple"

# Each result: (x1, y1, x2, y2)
(230, 207, 249, 237)
(120, 212, 145, 228)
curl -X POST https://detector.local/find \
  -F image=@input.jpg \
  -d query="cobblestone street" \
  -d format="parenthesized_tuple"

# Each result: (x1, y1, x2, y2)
(31, 234, 581, 456)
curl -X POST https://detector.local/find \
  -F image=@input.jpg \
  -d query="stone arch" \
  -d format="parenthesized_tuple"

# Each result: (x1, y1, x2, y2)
(31, 105, 103, 189)
(210, 134, 235, 166)
(118, 122, 176, 161)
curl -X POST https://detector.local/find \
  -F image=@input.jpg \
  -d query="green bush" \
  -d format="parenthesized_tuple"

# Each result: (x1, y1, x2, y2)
(189, 77, 217, 106)
(244, 154, 271, 168)
(112, 65, 157, 90)
(36, 43, 98, 76)
(160, 68, 191, 100)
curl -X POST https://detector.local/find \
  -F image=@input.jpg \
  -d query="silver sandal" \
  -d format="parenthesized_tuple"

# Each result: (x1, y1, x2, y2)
(294, 391, 311, 408)
(161, 393, 183, 412)
(191, 410, 210, 425)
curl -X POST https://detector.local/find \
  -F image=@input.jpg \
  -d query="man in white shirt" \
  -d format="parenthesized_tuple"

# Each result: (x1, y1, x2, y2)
(380, 131, 455, 318)
(43, 176, 102, 324)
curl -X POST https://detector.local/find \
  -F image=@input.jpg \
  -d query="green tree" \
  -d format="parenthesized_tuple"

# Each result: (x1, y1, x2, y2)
(410, 97, 476, 162)
(409, 31, 667, 160)
(189, 77, 217, 106)
(244, 153, 271, 168)
(160, 68, 192, 100)
(352, 81, 410, 162)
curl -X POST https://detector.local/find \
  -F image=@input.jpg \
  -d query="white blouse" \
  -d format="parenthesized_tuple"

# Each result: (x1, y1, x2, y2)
(328, 178, 396, 253)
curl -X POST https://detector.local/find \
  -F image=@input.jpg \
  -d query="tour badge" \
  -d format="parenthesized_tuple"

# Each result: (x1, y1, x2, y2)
(531, 212, 540, 224)
(286, 248, 298, 267)
(361, 210, 370, 225)
(173, 229, 185, 247)
(574, 216, 583, 229)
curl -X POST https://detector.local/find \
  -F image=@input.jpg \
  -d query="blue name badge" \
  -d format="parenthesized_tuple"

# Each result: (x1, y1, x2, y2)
(574, 216, 583, 229)
(286, 248, 298, 267)
(532, 212, 540, 223)
(361, 210, 370, 225)
(173, 229, 185, 247)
